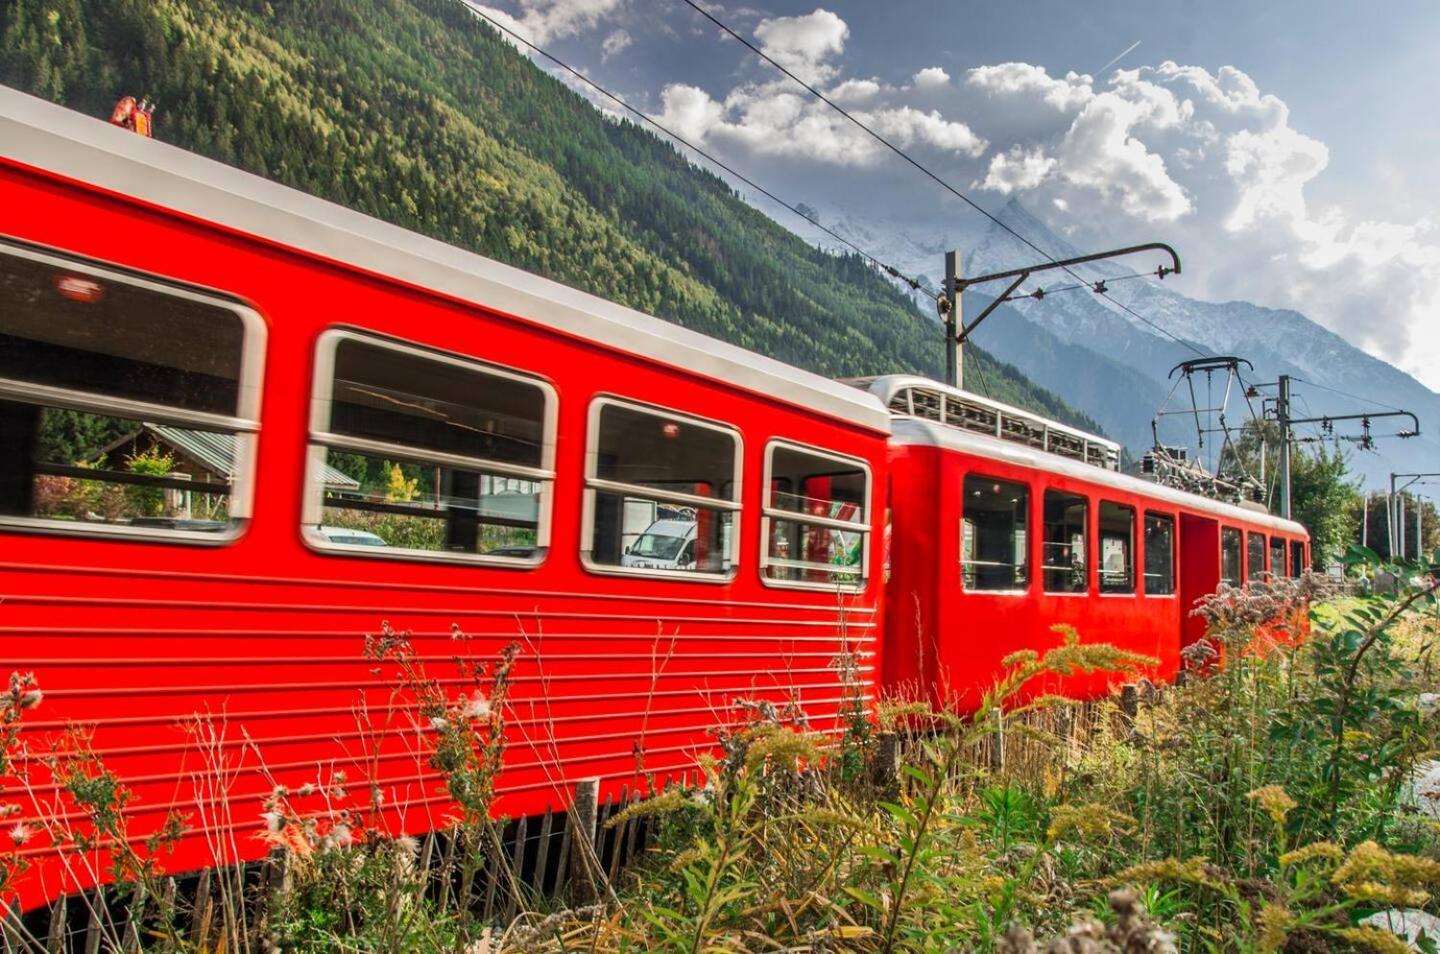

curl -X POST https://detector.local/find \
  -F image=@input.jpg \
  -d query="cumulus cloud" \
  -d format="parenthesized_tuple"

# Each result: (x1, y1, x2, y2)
(912, 66, 950, 88)
(981, 146, 1056, 194)
(753, 9, 849, 83)
(462, 0, 623, 45)
(601, 28, 632, 60)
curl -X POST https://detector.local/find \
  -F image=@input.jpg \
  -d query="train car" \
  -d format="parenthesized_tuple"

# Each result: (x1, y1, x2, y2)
(872, 376, 1309, 708)
(0, 87, 888, 909)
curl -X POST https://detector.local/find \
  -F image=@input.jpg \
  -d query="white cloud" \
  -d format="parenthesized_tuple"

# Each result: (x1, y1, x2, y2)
(829, 78, 882, 103)
(981, 146, 1056, 194)
(462, 0, 623, 45)
(752, 9, 849, 83)
(912, 66, 950, 88)
(601, 28, 632, 60)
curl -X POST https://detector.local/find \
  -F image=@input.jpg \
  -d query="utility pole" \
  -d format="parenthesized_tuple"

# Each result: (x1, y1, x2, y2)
(943, 250, 960, 389)
(1277, 375, 1292, 520)
(1361, 492, 1368, 548)
(937, 242, 1182, 390)
(1389, 472, 1439, 560)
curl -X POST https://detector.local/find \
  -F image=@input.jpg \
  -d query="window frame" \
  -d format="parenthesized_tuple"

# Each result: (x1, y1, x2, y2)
(1290, 540, 1306, 577)
(960, 472, 1032, 595)
(1142, 510, 1177, 598)
(0, 238, 267, 546)
(1221, 526, 1243, 587)
(580, 395, 743, 583)
(1041, 488, 1089, 596)
(759, 438, 873, 593)
(302, 327, 557, 567)
(1097, 499, 1138, 596)
(1269, 535, 1289, 579)
(1247, 530, 1268, 581)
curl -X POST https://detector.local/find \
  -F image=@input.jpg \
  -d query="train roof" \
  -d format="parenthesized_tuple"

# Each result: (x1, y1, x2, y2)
(891, 415, 1309, 537)
(0, 86, 890, 435)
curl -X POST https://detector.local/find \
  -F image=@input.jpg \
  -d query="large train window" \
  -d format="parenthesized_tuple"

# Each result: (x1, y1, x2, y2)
(1099, 501, 1135, 593)
(0, 240, 264, 543)
(1269, 536, 1288, 578)
(1247, 531, 1267, 581)
(1290, 540, 1306, 577)
(303, 330, 555, 564)
(1143, 512, 1175, 595)
(962, 475, 1029, 591)
(761, 442, 870, 590)
(1221, 527, 1242, 586)
(1042, 490, 1087, 593)
(584, 398, 740, 579)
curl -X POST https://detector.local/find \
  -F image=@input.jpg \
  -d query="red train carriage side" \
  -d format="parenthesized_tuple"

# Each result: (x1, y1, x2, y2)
(0, 88, 888, 910)
(873, 377, 1309, 709)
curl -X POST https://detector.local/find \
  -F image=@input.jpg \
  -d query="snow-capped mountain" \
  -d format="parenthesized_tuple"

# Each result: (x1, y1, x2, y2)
(822, 198, 1440, 489)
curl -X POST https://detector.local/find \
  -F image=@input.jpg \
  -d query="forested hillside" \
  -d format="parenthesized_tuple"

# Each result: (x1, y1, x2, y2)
(0, 0, 1101, 430)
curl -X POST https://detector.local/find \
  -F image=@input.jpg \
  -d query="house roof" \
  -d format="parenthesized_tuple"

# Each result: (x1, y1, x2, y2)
(145, 424, 360, 490)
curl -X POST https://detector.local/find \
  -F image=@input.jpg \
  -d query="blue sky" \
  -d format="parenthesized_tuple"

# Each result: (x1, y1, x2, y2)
(469, 0, 1440, 389)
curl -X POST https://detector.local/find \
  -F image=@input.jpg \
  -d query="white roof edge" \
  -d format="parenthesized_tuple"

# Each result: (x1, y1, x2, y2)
(893, 417, 1309, 536)
(0, 86, 890, 435)
(866, 374, 1121, 451)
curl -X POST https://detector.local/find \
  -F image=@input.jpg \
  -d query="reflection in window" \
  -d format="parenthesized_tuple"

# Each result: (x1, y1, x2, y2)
(587, 401, 739, 575)
(1270, 537, 1288, 578)
(309, 333, 550, 560)
(1042, 490, 1087, 593)
(1247, 532, 1267, 581)
(763, 443, 870, 587)
(1221, 527, 1243, 586)
(0, 243, 255, 537)
(1099, 501, 1135, 593)
(962, 476, 1028, 591)
(1144, 512, 1175, 595)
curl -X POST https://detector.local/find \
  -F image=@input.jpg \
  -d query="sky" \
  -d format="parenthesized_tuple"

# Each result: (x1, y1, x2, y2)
(466, 0, 1440, 392)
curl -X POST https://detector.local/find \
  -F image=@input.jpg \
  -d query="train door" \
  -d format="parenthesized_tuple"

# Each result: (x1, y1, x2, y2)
(1179, 513, 1219, 648)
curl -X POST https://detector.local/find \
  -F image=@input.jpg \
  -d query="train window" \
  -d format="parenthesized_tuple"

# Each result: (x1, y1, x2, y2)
(0, 241, 263, 542)
(304, 330, 554, 564)
(1247, 531, 1267, 581)
(1270, 536, 1288, 578)
(761, 442, 870, 589)
(1221, 527, 1242, 586)
(1143, 512, 1175, 595)
(584, 399, 740, 578)
(1291, 540, 1306, 577)
(1099, 501, 1135, 593)
(962, 475, 1029, 591)
(1042, 490, 1087, 593)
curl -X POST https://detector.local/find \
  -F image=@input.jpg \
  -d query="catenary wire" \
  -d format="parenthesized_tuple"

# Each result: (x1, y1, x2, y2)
(460, 3, 931, 295)
(1291, 376, 1405, 414)
(679, 0, 1210, 358)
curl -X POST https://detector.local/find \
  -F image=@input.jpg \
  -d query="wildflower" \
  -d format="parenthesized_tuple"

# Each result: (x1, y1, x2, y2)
(19, 688, 41, 710)
(396, 835, 420, 856)
(297, 783, 316, 797)
(1255, 903, 1292, 954)
(462, 695, 491, 719)
(1335, 926, 1419, 954)
(1248, 785, 1297, 826)
(1279, 841, 1344, 867)
(8, 821, 31, 846)
(260, 810, 285, 833)
(0, 803, 19, 818)
(1047, 803, 1136, 843)
(429, 716, 449, 731)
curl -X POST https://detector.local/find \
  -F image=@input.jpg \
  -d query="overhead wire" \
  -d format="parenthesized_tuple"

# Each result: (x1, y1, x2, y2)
(1291, 376, 1405, 414)
(679, 0, 1211, 359)
(460, 3, 931, 295)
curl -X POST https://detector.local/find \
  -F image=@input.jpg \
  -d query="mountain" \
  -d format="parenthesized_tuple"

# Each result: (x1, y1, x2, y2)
(0, 0, 1104, 436)
(826, 199, 1440, 489)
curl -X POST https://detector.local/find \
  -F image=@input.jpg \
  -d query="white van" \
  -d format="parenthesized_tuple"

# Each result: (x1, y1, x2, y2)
(622, 518, 697, 571)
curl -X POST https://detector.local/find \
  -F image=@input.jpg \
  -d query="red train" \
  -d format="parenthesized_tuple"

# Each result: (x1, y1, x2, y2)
(0, 88, 1307, 909)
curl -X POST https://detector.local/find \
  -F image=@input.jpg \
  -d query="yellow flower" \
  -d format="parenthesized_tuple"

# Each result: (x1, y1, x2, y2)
(1247, 785, 1297, 825)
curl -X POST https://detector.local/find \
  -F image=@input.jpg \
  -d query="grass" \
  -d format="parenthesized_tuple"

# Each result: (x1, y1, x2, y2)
(1, 548, 1438, 951)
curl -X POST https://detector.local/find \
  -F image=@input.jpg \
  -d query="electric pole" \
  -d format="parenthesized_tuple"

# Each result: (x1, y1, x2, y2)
(1389, 472, 1439, 559)
(1277, 375, 1292, 520)
(936, 242, 1182, 390)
